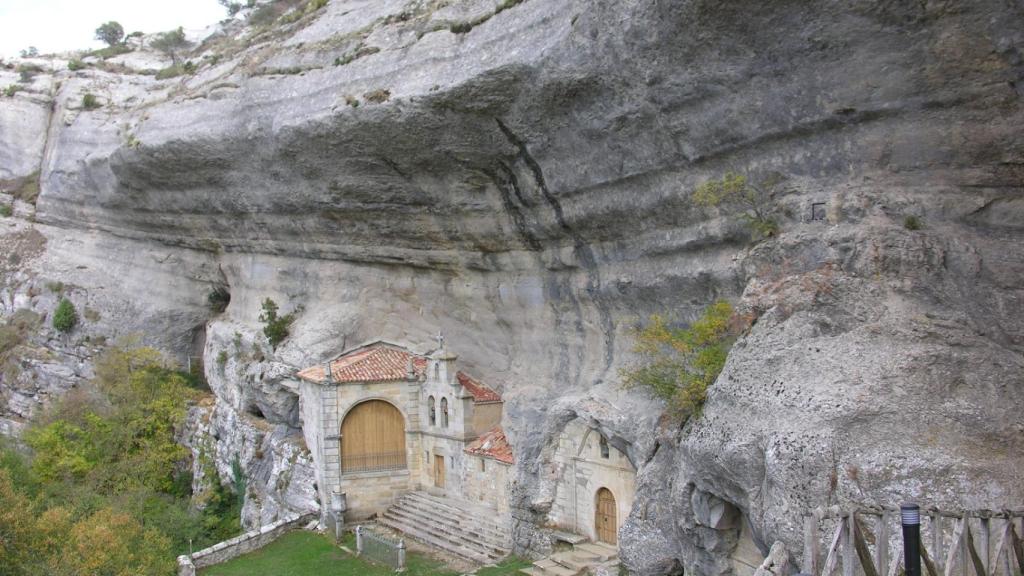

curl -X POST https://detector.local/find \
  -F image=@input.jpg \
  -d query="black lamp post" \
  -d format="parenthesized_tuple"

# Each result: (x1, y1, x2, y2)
(902, 503, 921, 576)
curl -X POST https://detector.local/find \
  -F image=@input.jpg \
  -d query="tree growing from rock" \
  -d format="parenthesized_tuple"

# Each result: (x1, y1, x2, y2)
(692, 172, 783, 239)
(94, 21, 125, 46)
(150, 27, 191, 65)
(259, 298, 294, 349)
(52, 298, 78, 333)
(622, 300, 739, 419)
(218, 0, 243, 16)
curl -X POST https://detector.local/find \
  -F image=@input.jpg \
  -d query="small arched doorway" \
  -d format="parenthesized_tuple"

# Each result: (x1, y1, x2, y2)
(595, 487, 617, 545)
(340, 400, 406, 473)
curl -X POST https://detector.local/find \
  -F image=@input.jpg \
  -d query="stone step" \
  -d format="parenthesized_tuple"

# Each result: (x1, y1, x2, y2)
(403, 492, 510, 535)
(550, 551, 593, 572)
(518, 538, 619, 576)
(400, 492, 509, 529)
(377, 513, 500, 565)
(574, 541, 618, 562)
(396, 495, 509, 544)
(404, 490, 510, 526)
(524, 558, 583, 576)
(382, 506, 509, 555)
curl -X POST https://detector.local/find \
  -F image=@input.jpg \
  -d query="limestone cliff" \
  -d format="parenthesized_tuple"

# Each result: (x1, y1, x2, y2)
(1, 0, 1023, 574)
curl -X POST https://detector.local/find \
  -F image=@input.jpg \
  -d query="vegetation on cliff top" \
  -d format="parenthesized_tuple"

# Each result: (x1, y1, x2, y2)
(0, 342, 242, 575)
(94, 21, 126, 47)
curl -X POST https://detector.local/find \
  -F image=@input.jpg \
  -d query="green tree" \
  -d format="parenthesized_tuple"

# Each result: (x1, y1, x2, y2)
(692, 172, 782, 238)
(150, 27, 191, 65)
(26, 343, 198, 493)
(622, 300, 738, 419)
(94, 21, 125, 46)
(218, 0, 243, 16)
(81, 93, 100, 110)
(51, 298, 78, 333)
(259, 298, 294, 349)
(1, 343, 241, 561)
(0, 469, 37, 575)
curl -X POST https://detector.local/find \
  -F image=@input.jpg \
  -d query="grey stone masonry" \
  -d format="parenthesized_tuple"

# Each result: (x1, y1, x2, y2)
(176, 511, 318, 575)
(378, 490, 512, 565)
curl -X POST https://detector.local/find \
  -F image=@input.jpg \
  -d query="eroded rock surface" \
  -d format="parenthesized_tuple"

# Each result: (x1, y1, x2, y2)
(2, 0, 1023, 574)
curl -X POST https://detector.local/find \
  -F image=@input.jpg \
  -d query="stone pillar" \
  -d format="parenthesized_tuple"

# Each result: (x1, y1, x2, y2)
(176, 555, 196, 576)
(330, 490, 347, 541)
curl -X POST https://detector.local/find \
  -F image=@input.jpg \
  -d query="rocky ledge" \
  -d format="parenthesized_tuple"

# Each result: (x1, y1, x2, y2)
(1, 0, 1022, 574)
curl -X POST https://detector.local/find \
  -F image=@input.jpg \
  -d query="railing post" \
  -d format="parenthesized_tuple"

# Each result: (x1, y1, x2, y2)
(844, 511, 856, 576)
(999, 518, 1012, 576)
(962, 517, 970, 576)
(398, 538, 406, 571)
(356, 525, 363, 555)
(903, 504, 922, 576)
(932, 511, 944, 574)
(805, 513, 821, 575)
(877, 511, 890, 576)
(980, 516, 990, 574)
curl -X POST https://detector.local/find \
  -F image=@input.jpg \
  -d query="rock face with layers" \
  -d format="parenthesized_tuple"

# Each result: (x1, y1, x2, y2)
(2, 0, 1023, 573)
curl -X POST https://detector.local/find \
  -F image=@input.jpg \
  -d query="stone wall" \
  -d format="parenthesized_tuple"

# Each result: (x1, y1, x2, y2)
(308, 378, 425, 520)
(343, 470, 414, 520)
(470, 402, 503, 437)
(176, 511, 317, 575)
(548, 419, 636, 542)
(462, 454, 512, 515)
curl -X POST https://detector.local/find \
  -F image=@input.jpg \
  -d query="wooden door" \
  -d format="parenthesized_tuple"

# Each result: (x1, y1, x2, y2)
(340, 400, 406, 473)
(434, 454, 446, 488)
(595, 488, 617, 545)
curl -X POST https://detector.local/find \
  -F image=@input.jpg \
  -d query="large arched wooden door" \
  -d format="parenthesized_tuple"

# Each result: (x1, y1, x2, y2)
(340, 400, 406, 473)
(595, 488, 617, 545)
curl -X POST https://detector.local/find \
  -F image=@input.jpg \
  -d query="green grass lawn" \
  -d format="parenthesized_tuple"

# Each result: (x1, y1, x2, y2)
(200, 530, 531, 576)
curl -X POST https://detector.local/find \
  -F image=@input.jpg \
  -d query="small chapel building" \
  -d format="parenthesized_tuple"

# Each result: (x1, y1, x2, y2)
(294, 340, 513, 524)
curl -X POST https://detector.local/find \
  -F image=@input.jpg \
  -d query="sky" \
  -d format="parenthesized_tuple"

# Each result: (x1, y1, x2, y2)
(0, 0, 225, 59)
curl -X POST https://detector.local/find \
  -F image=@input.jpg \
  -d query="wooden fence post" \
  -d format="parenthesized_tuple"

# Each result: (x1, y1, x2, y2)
(824, 517, 846, 576)
(806, 512, 821, 576)
(934, 512, 944, 574)
(877, 512, 890, 576)
(845, 511, 857, 576)
(963, 518, 972, 576)
(943, 517, 965, 576)
(982, 517, 991, 574)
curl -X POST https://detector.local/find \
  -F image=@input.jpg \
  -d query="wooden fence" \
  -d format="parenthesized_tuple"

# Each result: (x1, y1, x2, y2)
(803, 507, 1024, 576)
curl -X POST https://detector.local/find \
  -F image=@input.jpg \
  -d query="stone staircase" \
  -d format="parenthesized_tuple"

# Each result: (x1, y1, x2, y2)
(377, 491, 511, 565)
(519, 541, 619, 576)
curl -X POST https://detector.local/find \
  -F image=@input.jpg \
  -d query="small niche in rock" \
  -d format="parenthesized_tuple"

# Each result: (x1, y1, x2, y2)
(247, 404, 265, 419)
(207, 285, 231, 313)
(811, 202, 827, 221)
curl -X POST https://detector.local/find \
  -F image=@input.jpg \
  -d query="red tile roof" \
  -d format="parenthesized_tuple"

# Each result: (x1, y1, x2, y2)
(296, 342, 427, 383)
(464, 427, 514, 464)
(457, 372, 502, 403)
(296, 343, 503, 404)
